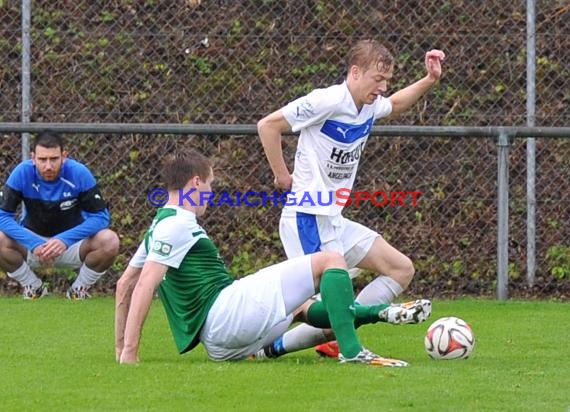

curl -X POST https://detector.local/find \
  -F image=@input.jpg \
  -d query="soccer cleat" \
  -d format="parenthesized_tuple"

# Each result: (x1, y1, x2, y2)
(315, 341, 340, 358)
(66, 286, 92, 300)
(250, 348, 269, 360)
(338, 348, 409, 367)
(379, 299, 432, 324)
(250, 338, 285, 360)
(23, 283, 48, 300)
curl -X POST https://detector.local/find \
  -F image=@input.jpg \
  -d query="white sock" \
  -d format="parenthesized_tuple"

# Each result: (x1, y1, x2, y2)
(72, 264, 105, 289)
(7, 262, 41, 288)
(282, 323, 328, 354)
(355, 275, 404, 305)
(348, 268, 362, 279)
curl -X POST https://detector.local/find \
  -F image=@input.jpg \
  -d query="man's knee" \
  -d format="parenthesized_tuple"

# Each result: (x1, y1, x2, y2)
(311, 251, 347, 275)
(398, 256, 415, 286)
(0, 231, 23, 254)
(98, 229, 120, 256)
(402, 254, 414, 273)
(0, 231, 11, 247)
(319, 250, 346, 266)
(0, 231, 27, 270)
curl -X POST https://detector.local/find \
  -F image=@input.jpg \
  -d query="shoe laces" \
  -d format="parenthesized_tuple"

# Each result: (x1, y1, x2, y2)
(23, 284, 46, 299)
(68, 286, 91, 300)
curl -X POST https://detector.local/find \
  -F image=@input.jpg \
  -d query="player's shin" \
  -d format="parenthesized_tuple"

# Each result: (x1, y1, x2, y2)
(320, 268, 361, 359)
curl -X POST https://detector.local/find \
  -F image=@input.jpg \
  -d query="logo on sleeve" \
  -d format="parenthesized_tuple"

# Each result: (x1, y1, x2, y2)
(152, 240, 173, 256)
(295, 100, 314, 119)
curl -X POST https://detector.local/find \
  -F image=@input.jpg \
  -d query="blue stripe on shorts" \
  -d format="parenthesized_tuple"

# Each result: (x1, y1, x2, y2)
(296, 212, 321, 254)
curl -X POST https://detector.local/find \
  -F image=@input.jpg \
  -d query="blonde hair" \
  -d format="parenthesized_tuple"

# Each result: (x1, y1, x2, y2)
(347, 39, 394, 73)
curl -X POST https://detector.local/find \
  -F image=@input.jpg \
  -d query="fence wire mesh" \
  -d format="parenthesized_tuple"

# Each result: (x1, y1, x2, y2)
(1, 1, 569, 125)
(0, 1, 569, 297)
(0, 132, 568, 297)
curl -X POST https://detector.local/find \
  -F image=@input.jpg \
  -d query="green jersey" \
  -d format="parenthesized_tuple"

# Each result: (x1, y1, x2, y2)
(131, 206, 234, 354)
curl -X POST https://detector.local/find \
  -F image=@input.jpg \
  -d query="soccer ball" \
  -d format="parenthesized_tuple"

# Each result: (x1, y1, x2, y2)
(424, 316, 475, 360)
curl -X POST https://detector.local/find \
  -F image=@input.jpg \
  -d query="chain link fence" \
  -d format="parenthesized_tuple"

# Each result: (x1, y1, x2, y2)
(2, 1, 569, 125)
(1, 1, 569, 297)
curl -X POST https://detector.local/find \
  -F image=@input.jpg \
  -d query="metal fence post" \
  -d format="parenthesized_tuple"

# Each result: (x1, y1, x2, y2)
(526, 0, 537, 286)
(21, 0, 32, 160)
(497, 130, 510, 300)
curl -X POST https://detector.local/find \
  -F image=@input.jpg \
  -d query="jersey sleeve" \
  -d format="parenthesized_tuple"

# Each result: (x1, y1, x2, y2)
(374, 96, 393, 119)
(0, 184, 22, 212)
(78, 185, 108, 212)
(0, 166, 46, 251)
(2, 162, 27, 204)
(72, 162, 108, 212)
(128, 241, 148, 269)
(281, 88, 340, 132)
(145, 219, 199, 269)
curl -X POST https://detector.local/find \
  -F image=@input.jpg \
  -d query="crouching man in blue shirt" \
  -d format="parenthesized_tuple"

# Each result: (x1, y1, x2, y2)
(0, 132, 119, 300)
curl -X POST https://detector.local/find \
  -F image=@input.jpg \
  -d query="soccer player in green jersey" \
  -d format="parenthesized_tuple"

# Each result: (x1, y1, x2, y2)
(115, 150, 431, 366)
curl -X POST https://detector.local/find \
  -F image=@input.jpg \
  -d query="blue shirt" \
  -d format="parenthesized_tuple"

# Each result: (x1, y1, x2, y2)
(0, 158, 110, 252)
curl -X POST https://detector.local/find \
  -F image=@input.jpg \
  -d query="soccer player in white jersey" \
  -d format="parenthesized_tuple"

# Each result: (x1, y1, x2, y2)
(257, 39, 444, 359)
(114, 150, 431, 366)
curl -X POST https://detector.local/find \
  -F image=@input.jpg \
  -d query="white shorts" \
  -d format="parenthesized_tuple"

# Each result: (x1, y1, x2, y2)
(199, 254, 315, 360)
(26, 237, 83, 269)
(279, 210, 379, 268)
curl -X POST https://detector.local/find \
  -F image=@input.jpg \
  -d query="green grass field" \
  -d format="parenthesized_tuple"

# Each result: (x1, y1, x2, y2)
(1, 297, 568, 412)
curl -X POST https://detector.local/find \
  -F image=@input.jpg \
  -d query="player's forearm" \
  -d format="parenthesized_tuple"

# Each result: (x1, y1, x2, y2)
(258, 131, 289, 179)
(121, 281, 156, 362)
(388, 75, 438, 117)
(260, 135, 290, 178)
(115, 308, 127, 361)
(258, 112, 292, 179)
(115, 269, 139, 361)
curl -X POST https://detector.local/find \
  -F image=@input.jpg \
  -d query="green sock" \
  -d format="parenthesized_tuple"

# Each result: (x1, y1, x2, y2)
(354, 303, 390, 328)
(320, 268, 361, 358)
(306, 301, 330, 328)
(307, 301, 391, 328)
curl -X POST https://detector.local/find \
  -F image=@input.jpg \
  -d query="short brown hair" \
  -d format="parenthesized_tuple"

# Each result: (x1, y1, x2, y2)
(162, 150, 212, 191)
(33, 132, 65, 151)
(347, 39, 394, 73)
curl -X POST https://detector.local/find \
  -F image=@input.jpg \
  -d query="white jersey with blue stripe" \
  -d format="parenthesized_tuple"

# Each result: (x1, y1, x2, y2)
(281, 81, 392, 216)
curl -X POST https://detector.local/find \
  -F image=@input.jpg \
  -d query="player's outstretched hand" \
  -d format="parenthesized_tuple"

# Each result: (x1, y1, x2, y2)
(425, 49, 445, 81)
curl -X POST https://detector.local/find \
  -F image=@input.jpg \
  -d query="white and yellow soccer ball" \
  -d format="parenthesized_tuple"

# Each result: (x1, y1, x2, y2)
(424, 316, 475, 360)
